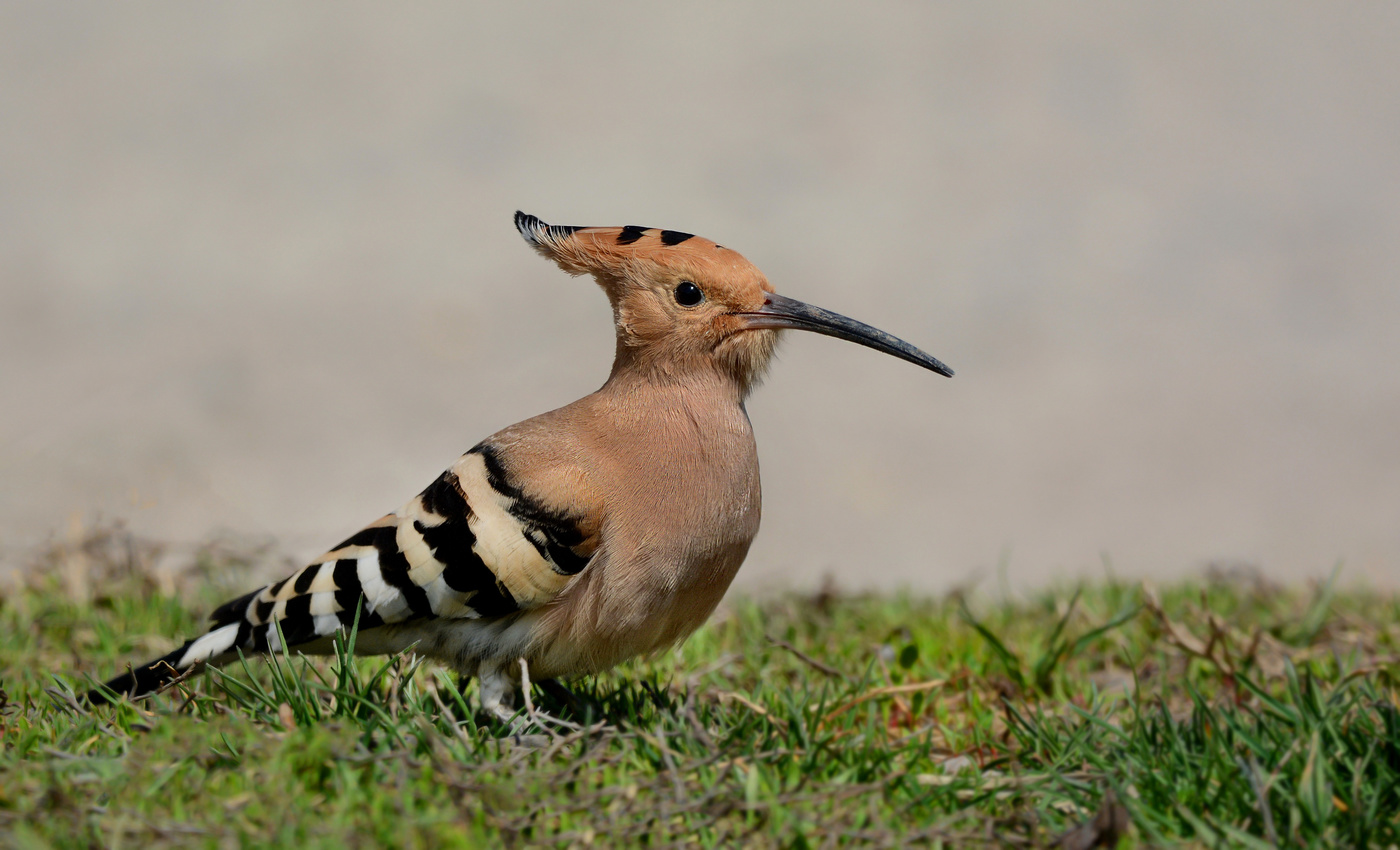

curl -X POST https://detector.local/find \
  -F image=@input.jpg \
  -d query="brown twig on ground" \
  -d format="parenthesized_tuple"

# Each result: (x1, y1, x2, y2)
(1142, 585, 1262, 699)
(820, 679, 946, 727)
(766, 634, 849, 680)
(711, 690, 788, 731)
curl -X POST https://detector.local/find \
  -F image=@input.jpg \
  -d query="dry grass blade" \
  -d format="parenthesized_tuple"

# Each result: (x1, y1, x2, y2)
(821, 679, 946, 726)
(711, 690, 789, 731)
(767, 634, 849, 679)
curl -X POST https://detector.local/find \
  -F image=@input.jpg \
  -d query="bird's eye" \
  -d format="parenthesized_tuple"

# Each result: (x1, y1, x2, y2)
(674, 281, 705, 307)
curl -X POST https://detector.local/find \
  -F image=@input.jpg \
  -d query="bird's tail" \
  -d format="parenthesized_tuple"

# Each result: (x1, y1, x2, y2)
(83, 506, 458, 705)
(84, 620, 247, 704)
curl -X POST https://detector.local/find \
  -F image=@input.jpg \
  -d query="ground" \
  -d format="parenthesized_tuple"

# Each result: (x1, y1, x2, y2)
(2, 527, 1398, 848)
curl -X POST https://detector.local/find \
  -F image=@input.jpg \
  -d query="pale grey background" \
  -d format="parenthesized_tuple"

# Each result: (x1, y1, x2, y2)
(3, 4, 1397, 591)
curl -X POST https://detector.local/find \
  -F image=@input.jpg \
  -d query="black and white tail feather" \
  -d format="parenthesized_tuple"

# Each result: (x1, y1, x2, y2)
(85, 443, 593, 715)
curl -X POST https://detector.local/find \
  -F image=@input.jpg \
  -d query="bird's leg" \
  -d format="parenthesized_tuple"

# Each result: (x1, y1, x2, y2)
(477, 665, 518, 725)
(514, 659, 585, 735)
(468, 659, 560, 744)
(474, 664, 548, 748)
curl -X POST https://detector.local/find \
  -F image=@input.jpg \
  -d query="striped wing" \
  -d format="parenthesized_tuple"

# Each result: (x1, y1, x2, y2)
(209, 445, 596, 656)
(88, 444, 599, 702)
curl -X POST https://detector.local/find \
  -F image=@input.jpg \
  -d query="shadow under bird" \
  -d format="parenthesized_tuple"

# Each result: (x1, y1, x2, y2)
(88, 212, 953, 718)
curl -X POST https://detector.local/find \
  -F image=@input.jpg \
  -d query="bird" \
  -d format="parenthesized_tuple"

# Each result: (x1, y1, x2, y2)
(87, 211, 952, 718)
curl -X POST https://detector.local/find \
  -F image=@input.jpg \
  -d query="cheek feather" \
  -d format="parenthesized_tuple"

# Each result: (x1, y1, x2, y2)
(714, 327, 781, 391)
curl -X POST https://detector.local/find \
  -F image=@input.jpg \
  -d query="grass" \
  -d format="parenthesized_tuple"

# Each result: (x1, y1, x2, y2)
(2, 527, 1398, 848)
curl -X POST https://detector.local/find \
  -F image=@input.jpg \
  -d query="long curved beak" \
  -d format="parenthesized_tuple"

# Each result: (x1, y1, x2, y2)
(737, 292, 953, 377)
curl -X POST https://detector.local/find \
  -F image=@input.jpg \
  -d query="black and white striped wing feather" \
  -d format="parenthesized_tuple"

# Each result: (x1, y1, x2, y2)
(90, 445, 594, 701)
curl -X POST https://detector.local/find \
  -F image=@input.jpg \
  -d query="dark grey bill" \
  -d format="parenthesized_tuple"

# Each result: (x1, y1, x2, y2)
(738, 292, 953, 377)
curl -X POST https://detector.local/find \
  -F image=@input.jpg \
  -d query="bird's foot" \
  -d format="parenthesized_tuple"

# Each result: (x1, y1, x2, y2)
(478, 660, 593, 740)
(478, 666, 521, 725)
(488, 696, 577, 739)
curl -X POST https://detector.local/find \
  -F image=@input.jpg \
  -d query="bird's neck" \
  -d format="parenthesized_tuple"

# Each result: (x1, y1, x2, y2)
(602, 346, 749, 409)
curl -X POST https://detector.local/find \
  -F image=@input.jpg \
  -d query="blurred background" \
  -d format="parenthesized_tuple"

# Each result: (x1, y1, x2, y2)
(2, 4, 1397, 593)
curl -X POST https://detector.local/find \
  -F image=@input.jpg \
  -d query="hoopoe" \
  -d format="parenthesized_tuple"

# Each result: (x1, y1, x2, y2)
(88, 212, 952, 718)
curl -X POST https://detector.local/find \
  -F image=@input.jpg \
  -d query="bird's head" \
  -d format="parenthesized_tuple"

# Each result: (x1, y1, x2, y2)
(514, 211, 952, 396)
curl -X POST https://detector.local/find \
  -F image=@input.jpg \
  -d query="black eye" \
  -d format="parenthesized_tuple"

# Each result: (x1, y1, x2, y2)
(674, 280, 704, 307)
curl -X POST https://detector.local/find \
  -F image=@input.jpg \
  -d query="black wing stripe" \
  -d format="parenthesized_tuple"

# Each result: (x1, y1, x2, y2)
(333, 526, 384, 551)
(545, 538, 591, 575)
(421, 518, 518, 617)
(234, 619, 253, 652)
(330, 557, 365, 624)
(419, 470, 468, 518)
(414, 470, 520, 617)
(248, 619, 270, 652)
(473, 444, 591, 577)
(278, 594, 316, 645)
(336, 595, 385, 631)
(370, 526, 434, 618)
(210, 589, 257, 627)
(332, 558, 360, 593)
(292, 564, 318, 595)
